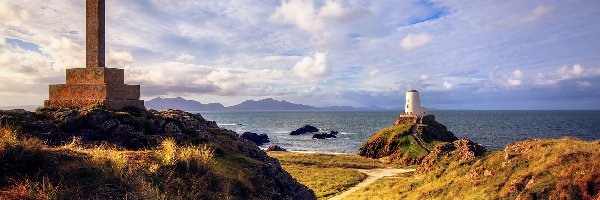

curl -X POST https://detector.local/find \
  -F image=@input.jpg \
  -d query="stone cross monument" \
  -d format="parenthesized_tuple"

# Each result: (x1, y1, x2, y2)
(44, 0, 144, 110)
(86, 0, 105, 68)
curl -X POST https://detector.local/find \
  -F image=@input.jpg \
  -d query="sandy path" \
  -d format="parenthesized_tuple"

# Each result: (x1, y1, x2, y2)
(329, 168, 415, 200)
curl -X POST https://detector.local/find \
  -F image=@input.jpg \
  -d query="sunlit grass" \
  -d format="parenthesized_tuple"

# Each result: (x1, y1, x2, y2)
(269, 151, 401, 199)
(283, 165, 366, 199)
(0, 125, 18, 150)
(0, 130, 233, 200)
(178, 144, 215, 167)
(157, 138, 177, 165)
(0, 177, 58, 200)
(269, 151, 398, 169)
(345, 138, 600, 199)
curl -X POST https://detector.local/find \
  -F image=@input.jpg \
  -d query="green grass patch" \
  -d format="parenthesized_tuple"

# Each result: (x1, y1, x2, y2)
(269, 151, 397, 169)
(269, 152, 405, 199)
(282, 165, 366, 199)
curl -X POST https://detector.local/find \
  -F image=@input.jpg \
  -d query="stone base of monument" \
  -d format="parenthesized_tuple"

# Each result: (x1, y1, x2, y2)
(44, 67, 144, 110)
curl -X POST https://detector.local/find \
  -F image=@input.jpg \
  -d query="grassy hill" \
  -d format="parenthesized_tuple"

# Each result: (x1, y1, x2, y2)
(0, 107, 315, 200)
(347, 138, 600, 199)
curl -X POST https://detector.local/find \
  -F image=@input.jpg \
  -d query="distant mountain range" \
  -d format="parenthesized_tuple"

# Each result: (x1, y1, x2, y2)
(146, 97, 391, 112)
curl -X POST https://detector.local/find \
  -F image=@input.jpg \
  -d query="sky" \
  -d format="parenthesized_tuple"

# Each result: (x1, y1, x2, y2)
(1, 0, 600, 110)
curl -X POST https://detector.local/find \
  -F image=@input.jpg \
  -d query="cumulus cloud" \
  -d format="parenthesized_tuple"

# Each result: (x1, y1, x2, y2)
(269, 0, 360, 45)
(534, 64, 591, 85)
(108, 50, 134, 67)
(369, 69, 380, 76)
(523, 5, 553, 22)
(318, 0, 348, 18)
(292, 52, 329, 79)
(261, 55, 302, 62)
(123, 60, 289, 98)
(175, 53, 195, 62)
(42, 37, 84, 69)
(443, 81, 454, 90)
(0, 1, 29, 26)
(270, 0, 325, 36)
(507, 69, 523, 86)
(400, 33, 432, 50)
(558, 64, 584, 78)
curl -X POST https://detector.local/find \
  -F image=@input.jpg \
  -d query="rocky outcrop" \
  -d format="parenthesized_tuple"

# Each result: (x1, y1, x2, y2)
(267, 144, 287, 152)
(312, 131, 338, 139)
(359, 114, 458, 165)
(393, 114, 417, 125)
(403, 138, 600, 200)
(0, 107, 316, 200)
(418, 115, 458, 143)
(240, 132, 270, 145)
(416, 139, 486, 175)
(0, 108, 219, 149)
(290, 125, 319, 135)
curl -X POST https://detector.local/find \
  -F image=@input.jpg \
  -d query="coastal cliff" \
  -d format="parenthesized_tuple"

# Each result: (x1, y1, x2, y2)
(358, 114, 458, 165)
(0, 107, 316, 200)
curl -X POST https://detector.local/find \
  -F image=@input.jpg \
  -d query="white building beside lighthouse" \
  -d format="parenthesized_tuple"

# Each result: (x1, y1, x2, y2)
(405, 89, 429, 117)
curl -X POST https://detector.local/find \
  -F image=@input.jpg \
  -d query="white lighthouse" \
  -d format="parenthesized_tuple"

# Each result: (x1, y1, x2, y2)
(405, 89, 429, 117)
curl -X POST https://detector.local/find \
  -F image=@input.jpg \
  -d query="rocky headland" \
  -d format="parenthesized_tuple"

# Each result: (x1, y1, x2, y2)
(355, 114, 600, 199)
(358, 114, 458, 165)
(0, 107, 316, 200)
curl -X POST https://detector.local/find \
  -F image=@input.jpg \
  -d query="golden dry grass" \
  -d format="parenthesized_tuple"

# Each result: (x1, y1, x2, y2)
(0, 125, 17, 150)
(283, 165, 366, 199)
(269, 151, 402, 199)
(0, 127, 252, 200)
(345, 138, 600, 200)
(269, 151, 397, 169)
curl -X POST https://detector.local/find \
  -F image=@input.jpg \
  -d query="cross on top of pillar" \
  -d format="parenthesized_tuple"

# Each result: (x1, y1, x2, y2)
(86, 0, 105, 68)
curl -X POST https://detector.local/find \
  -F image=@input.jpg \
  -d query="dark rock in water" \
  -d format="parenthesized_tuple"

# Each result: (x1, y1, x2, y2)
(267, 144, 287, 152)
(416, 138, 486, 175)
(240, 132, 270, 145)
(290, 125, 319, 135)
(312, 131, 339, 139)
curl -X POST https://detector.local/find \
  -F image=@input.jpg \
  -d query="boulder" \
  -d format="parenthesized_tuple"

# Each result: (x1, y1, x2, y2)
(312, 131, 339, 139)
(290, 125, 319, 135)
(240, 132, 270, 146)
(267, 144, 287, 152)
(416, 138, 486, 175)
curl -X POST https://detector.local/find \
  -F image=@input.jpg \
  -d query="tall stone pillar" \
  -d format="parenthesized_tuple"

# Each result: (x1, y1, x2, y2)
(86, 0, 105, 68)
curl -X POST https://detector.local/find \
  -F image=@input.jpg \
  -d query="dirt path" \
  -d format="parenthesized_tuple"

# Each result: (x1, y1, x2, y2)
(329, 168, 415, 200)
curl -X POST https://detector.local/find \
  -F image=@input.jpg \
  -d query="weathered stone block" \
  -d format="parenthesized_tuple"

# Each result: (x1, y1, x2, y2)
(44, 99, 144, 110)
(45, 67, 144, 110)
(49, 84, 139, 100)
(66, 68, 124, 85)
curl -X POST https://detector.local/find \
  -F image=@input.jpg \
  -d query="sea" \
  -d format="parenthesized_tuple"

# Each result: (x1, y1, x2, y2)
(198, 110, 600, 153)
